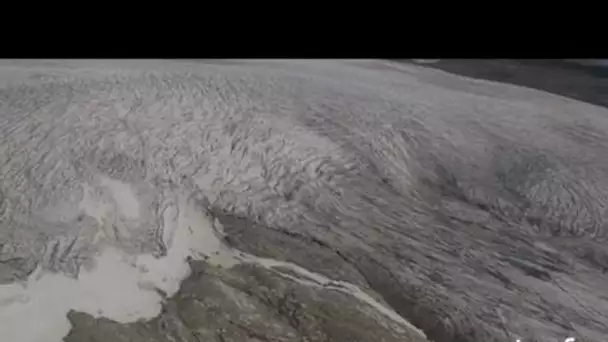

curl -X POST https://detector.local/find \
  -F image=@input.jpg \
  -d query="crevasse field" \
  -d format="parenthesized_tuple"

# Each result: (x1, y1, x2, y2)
(0, 59, 607, 342)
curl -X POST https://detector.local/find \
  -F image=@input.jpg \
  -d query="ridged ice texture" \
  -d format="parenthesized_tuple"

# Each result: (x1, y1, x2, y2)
(0, 60, 607, 342)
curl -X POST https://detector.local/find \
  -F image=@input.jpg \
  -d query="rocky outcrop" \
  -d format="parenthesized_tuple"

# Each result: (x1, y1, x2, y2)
(64, 261, 428, 342)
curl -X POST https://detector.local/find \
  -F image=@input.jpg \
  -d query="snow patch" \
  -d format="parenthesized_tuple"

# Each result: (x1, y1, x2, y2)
(0, 195, 226, 342)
